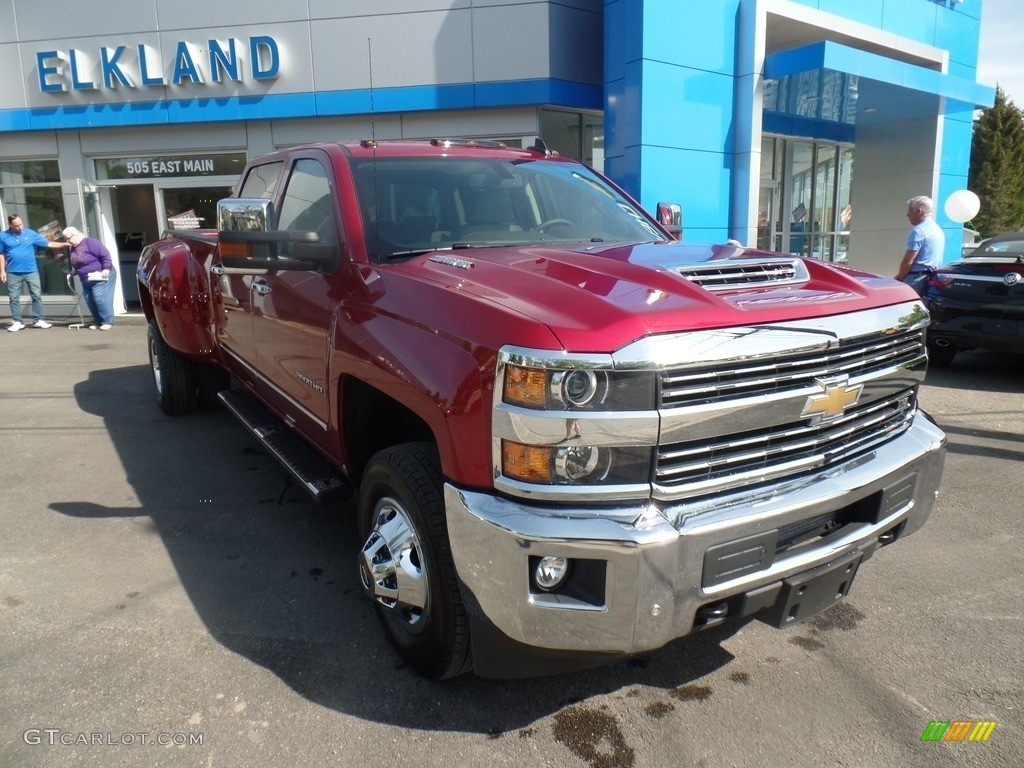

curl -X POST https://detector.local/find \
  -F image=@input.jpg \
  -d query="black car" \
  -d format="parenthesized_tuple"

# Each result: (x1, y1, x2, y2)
(922, 232, 1024, 366)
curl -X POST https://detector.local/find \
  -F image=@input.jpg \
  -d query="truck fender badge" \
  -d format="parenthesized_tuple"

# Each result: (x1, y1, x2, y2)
(296, 371, 325, 394)
(801, 377, 863, 424)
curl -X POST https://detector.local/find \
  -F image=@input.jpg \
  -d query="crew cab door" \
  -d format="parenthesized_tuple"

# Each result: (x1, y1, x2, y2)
(250, 153, 340, 436)
(214, 160, 285, 371)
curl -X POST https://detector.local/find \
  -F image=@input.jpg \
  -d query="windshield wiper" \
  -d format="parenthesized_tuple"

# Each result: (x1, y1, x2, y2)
(379, 247, 454, 261)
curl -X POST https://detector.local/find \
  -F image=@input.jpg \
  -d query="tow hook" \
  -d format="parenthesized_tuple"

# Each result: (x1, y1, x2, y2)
(696, 602, 729, 620)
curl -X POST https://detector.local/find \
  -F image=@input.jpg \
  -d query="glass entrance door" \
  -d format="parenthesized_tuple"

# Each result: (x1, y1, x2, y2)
(759, 136, 853, 262)
(75, 179, 104, 242)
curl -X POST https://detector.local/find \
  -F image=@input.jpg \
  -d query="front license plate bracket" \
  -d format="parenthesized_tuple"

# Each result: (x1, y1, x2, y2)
(759, 549, 863, 628)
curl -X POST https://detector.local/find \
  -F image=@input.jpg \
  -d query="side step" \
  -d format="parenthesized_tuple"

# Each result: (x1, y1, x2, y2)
(219, 390, 353, 505)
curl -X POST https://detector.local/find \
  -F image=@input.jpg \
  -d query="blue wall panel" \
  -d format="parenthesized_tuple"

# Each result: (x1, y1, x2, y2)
(604, 0, 741, 227)
(935, 6, 981, 70)
(641, 0, 738, 76)
(604, 0, 627, 84)
(641, 61, 734, 154)
(881, 1, 940, 43)
(940, 116, 975, 182)
(614, 59, 644, 150)
(605, 143, 641, 201)
(641, 146, 731, 242)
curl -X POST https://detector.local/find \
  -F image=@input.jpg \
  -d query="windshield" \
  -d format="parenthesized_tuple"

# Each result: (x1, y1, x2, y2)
(973, 237, 1024, 258)
(350, 156, 668, 261)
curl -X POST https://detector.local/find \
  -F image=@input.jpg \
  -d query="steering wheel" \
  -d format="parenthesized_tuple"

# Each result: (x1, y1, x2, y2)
(535, 218, 576, 232)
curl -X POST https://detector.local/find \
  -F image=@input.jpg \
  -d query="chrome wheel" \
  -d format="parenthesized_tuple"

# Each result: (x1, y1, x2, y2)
(359, 497, 429, 632)
(357, 443, 472, 678)
(149, 330, 164, 397)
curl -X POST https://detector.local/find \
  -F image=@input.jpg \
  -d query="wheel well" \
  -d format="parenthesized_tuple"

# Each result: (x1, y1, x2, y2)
(341, 376, 435, 481)
(137, 281, 155, 322)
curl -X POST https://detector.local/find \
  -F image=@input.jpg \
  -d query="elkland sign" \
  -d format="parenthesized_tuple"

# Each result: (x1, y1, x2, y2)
(36, 36, 281, 93)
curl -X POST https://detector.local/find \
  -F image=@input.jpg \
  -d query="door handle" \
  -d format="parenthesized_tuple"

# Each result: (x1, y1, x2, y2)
(252, 279, 271, 296)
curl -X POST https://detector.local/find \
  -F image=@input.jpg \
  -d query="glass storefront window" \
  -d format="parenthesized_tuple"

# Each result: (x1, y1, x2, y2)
(758, 136, 781, 251)
(0, 160, 61, 184)
(162, 187, 234, 230)
(837, 147, 854, 260)
(540, 108, 605, 171)
(790, 141, 813, 258)
(0, 160, 71, 298)
(813, 145, 837, 238)
(758, 136, 853, 262)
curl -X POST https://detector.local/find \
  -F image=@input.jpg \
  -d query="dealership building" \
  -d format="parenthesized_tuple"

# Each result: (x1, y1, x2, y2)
(0, 0, 994, 317)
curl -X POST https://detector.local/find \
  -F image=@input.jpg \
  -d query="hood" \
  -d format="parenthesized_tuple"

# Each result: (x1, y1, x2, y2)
(399, 240, 918, 352)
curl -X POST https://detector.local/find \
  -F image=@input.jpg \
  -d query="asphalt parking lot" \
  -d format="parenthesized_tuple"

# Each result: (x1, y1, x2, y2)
(1, 320, 1021, 768)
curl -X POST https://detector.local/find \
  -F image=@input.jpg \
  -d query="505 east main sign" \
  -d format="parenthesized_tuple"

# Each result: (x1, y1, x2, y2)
(36, 36, 281, 93)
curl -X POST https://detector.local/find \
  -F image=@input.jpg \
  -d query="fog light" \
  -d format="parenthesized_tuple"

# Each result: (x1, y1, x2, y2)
(534, 556, 571, 591)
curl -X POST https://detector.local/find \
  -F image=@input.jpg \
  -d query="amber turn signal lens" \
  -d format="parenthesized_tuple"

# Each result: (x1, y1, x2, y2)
(503, 365, 548, 408)
(501, 440, 553, 483)
(219, 242, 251, 259)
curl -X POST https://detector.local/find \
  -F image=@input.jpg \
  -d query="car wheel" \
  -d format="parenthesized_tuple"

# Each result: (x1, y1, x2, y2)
(927, 341, 957, 367)
(357, 442, 472, 679)
(148, 320, 197, 415)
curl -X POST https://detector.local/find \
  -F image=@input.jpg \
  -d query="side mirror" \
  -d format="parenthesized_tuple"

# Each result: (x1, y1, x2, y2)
(656, 202, 682, 239)
(217, 198, 333, 272)
(219, 198, 274, 232)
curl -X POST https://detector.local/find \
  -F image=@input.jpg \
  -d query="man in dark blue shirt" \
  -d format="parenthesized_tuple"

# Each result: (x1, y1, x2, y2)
(0, 214, 69, 331)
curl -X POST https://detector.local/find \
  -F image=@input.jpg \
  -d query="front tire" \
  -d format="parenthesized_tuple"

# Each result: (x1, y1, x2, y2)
(148, 320, 197, 415)
(357, 442, 472, 679)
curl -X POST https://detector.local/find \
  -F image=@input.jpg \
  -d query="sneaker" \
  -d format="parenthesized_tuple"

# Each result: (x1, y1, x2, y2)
(98, 324, 113, 331)
(7, 321, 25, 333)
(33, 320, 52, 329)
(88, 325, 99, 330)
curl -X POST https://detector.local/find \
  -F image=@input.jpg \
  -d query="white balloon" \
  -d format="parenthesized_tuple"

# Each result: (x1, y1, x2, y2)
(944, 189, 980, 223)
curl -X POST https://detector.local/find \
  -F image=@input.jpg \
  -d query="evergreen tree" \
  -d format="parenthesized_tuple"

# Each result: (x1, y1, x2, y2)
(968, 87, 1024, 237)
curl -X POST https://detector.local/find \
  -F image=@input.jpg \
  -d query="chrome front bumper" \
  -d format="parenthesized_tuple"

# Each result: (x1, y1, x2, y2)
(446, 412, 946, 656)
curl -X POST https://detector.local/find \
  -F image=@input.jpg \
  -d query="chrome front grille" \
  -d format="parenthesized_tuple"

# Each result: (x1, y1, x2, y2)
(660, 327, 925, 408)
(655, 388, 916, 497)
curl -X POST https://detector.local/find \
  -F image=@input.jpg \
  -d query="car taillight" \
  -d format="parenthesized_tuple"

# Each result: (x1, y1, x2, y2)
(927, 272, 955, 288)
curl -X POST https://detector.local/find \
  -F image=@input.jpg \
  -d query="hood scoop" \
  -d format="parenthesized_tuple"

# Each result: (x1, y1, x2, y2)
(674, 257, 809, 291)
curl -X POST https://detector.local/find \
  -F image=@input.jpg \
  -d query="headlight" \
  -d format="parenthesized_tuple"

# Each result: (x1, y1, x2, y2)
(501, 440, 651, 486)
(502, 363, 655, 411)
(494, 348, 658, 501)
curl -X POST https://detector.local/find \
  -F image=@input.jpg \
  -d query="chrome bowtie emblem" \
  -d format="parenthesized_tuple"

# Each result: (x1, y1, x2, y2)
(1003, 272, 1021, 286)
(801, 377, 863, 424)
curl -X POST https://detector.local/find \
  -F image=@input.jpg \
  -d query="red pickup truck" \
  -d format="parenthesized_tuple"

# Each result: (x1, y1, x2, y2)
(137, 139, 946, 679)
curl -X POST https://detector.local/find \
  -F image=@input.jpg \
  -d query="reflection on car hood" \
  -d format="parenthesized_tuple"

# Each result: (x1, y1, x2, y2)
(399, 239, 917, 352)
